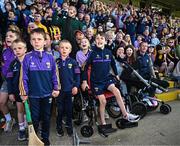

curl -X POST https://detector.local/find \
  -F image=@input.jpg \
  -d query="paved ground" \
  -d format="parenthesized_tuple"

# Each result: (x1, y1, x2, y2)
(0, 100, 180, 145)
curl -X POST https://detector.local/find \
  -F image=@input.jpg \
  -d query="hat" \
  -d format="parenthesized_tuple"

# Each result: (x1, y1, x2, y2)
(75, 30, 84, 35)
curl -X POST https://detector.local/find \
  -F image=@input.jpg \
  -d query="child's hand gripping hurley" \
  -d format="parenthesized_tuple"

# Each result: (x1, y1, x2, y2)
(24, 100, 44, 146)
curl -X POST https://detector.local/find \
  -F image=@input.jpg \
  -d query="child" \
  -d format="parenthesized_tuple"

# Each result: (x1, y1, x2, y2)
(76, 37, 91, 68)
(105, 30, 116, 55)
(151, 33, 160, 46)
(56, 40, 80, 137)
(45, 33, 60, 60)
(7, 39, 27, 141)
(0, 29, 20, 132)
(19, 28, 60, 145)
(81, 33, 140, 127)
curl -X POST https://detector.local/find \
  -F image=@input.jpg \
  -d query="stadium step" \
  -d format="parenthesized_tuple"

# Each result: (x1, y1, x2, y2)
(156, 88, 180, 102)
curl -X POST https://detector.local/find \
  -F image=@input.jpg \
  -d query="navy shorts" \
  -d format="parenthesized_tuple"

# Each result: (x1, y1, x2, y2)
(91, 77, 115, 96)
(15, 95, 23, 102)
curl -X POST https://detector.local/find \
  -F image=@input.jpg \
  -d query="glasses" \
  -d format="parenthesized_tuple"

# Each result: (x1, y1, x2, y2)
(169, 42, 174, 43)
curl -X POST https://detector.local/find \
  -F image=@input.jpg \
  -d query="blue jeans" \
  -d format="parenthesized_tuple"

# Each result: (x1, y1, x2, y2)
(29, 96, 52, 139)
(56, 91, 73, 130)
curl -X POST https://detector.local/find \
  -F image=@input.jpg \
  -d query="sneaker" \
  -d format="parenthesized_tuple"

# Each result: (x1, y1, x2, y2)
(66, 128, 73, 136)
(4, 118, 15, 132)
(124, 113, 140, 123)
(155, 88, 163, 94)
(41, 138, 50, 146)
(105, 110, 110, 119)
(18, 130, 27, 141)
(57, 128, 64, 137)
(143, 98, 153, 106)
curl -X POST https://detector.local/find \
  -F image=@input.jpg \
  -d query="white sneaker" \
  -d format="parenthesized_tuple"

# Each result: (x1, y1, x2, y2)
(155, 88, 163, 94)
(143, 98, 153, 106)
(4, 118, 16, 132)
(125, 113, 140, 123)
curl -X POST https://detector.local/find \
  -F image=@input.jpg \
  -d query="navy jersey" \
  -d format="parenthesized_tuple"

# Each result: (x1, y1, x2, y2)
(6, 58, 21, 95)
(83, 46, 118, 84)
(136, 52, 151, 80)
(56, 57, 80, 92)
(19, 50, 60, 98)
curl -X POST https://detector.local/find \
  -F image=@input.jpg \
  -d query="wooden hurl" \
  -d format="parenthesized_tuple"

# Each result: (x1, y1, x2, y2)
(24, 100, 44, 146)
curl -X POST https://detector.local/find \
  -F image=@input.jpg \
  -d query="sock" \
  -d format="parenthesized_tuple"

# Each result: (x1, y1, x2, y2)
(19, 122, 25, 131)
(5, 113, 12, 122)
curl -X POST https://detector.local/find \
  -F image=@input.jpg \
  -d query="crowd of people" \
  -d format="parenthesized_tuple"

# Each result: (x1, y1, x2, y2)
(0, 0, 180, 145)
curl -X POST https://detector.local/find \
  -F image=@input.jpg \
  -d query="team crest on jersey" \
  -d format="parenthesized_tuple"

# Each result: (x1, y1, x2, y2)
(46, 62, 51, 68)
(30, 62, 36, 67)
(96, 55, 100, 58)
(68, 63, 72, 69)
(105, 55, 109, 59)
(13, 66, 18, 72)
(94, 87, 99, 92)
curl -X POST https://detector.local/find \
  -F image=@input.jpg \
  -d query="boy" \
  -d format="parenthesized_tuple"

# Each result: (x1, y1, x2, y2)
(19, 28, 60, 145)
(0, 29, 21, 132)
(56, 40, 80, 137)
(81, 33, 140, 126)
(7, 39, 27, 141)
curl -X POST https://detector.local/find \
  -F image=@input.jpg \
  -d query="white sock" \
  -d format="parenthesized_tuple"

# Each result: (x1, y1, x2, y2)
(5, 113, 12, 122)
(24, 115, 27, 128)
(19, 122, 25, 131)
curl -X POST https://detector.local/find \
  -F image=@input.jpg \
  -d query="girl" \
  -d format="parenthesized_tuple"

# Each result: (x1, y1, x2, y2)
(76, 37, 91, 69)
(0, 29, 21, 132)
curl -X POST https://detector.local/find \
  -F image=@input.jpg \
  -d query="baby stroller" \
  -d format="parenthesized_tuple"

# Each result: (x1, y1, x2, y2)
(120, 61, 172, 119)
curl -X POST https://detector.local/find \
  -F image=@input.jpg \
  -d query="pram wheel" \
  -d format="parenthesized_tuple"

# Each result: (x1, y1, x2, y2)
(106, 104, 121, 118)
(81, 125, 94, 137)
(160, 104, 171, 114)
(164, 104, 172, 112)
(132, 102, 147, 119)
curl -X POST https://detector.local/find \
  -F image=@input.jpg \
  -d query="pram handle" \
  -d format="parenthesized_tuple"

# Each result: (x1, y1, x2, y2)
(149, 81, 168, 92)
(120, 61, 168, 92)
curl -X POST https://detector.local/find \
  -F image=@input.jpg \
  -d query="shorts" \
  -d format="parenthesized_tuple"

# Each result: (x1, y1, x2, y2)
(15, 95, 23, 102)
(91, 77, 115, 96)
(0, 81, 8, 93)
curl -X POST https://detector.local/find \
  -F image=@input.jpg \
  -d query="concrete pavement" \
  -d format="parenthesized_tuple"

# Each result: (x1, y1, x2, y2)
(0, 100, 180, 145)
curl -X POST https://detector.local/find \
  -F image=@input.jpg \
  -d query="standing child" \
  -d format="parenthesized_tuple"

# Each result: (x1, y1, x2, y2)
(0, 29, 20, 132)
(56, 40, 80, 137)
(76, 37, 91, 68)
(81, 33, 140, 127)
(7, 39, 27, 141)
(19, 28, 60, 146)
